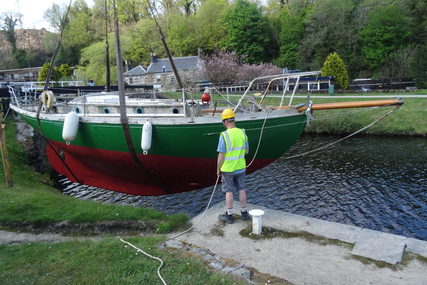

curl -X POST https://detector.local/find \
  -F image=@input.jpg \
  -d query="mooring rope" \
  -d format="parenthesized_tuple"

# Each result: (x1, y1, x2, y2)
(172, 110, 270, 239)
(246, 109, 270, 169)
(119, 238, 167, 285)
(118, 104, 399, 285)
(176, 105, 400, 235)
(281, 105, 400, 160)
(171, 175, 220, 239)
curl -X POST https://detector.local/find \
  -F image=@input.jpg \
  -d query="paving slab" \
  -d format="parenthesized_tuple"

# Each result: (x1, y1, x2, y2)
(351, 229, 407, 264)
(405, 238, 427, 258)
(173, 202, 427, 285)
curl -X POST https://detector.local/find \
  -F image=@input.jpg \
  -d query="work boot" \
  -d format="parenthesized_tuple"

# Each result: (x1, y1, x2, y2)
(218, 213, 234, 224)
(241, 210, 250, 221)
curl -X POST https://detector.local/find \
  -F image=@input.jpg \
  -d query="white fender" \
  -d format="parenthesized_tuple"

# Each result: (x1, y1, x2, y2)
(141, 120, 152, 155)
(62, 112, 80, 144)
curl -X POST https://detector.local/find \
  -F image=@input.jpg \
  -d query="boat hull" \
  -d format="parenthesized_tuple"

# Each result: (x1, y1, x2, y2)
(17, 111, 307, 195)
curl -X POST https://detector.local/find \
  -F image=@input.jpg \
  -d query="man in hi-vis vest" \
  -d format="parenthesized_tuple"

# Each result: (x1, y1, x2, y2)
(217, 109, 250, 224)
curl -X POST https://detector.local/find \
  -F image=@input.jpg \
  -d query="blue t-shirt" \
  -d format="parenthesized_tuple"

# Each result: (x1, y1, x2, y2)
(217, 130, 249, 174)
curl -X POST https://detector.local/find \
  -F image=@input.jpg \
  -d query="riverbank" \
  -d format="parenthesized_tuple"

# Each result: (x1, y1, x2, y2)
(0, 119, 254, 284)
(302, 96, 426, 136)
(198, 92, 426, 136)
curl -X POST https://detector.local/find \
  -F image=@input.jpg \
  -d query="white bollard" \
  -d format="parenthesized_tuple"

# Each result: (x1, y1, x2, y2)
(249, 209, 265, 235)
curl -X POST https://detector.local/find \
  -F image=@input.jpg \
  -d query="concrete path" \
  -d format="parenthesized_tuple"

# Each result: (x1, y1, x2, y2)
(174, 202, 427, 285)
(0, 230, 75, 245)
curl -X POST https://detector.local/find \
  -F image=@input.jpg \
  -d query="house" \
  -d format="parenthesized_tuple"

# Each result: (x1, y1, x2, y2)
(123, 65, 147, 85)
(144, 55, 202, 91)
(0, 66, 42, 82)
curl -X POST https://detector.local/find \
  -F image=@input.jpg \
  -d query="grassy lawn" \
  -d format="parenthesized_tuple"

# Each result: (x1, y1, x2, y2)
(0, 237, 243, 285)
(293, 97, 427, 136)
(0, 118, 187, 233)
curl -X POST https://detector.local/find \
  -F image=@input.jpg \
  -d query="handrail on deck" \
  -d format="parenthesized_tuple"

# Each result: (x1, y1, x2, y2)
(7, 86, 20, 108)
(233, 71, 321, 112)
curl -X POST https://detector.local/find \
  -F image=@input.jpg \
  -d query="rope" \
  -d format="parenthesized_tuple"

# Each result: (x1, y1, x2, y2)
(120, 238, 167, 285)
(281, 106, 400, 160)
(171, 111, 270, 238)
(171, 175, 220, 239)
(247, 110, 270, 169)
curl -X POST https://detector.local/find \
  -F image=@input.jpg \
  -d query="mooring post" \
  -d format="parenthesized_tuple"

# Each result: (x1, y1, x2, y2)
(0, 112, 13, 187)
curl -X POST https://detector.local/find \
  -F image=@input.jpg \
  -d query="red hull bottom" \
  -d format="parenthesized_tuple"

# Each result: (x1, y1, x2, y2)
(46, 141, 273, 196)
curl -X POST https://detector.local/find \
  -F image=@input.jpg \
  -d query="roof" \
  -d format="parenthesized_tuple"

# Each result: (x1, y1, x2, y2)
(123, 65, 147, 76)
(146, 56, 200, 74)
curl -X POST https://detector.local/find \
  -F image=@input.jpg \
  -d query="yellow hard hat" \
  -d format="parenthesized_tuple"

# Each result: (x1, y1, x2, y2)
(221, 109, 235, 120)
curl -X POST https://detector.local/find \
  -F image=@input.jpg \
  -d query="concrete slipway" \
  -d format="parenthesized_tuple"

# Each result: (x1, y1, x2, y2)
(170, 202, 427, 285)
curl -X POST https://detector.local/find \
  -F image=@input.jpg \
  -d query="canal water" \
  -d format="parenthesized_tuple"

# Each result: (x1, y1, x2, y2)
(58, 135, 427, 241)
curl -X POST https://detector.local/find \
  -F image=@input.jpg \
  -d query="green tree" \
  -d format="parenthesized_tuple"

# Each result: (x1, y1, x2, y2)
(401, 0, 427, 44)
(116, 0, 144, 25)
(192, 0, 227, 54)
(300, 0, 356, 71)
(38, 62, 61, 82)
(410, 45, 427, 88)
(276, 0, 309, 68)
(359, 5, 412, 70)
(221, 0, 275, 64)
(77, 40, 117, 85)
(43, 0, 95, 66)
(167, 11, 197, 56)
(121, 18, 164, 66)
(2, 14, 18, 50)
(321, 52, 349, 89)
(57, 63, 73, 78)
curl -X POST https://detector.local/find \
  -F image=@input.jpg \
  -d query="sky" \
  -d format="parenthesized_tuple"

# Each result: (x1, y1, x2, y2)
(0, 0, 93, 31)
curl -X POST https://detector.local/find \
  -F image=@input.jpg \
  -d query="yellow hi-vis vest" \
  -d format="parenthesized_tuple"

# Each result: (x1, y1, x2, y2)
(220, 128, 247, 173)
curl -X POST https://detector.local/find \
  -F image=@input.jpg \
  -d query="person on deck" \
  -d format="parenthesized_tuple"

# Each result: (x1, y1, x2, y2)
(217, 108, 250, 224)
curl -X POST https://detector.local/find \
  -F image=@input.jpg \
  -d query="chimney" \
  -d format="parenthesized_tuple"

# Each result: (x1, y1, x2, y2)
(150, 53, 157, 63)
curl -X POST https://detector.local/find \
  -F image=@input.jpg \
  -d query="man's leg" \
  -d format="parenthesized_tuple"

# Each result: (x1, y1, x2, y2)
(238, 189, 247, 208)
(239, 189, 250, 220)
(226, 192, 234, 215)
(218, 173, 234, 224)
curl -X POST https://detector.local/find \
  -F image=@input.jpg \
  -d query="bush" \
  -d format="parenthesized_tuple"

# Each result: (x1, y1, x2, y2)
(321, 52, 349, 89)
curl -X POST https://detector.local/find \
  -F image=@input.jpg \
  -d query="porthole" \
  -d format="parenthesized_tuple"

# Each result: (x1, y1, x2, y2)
(74, 107, 81, 114)
(172, 108, 179, 114)
(103, 107, 110, 114)
(136, 107, 144, 114)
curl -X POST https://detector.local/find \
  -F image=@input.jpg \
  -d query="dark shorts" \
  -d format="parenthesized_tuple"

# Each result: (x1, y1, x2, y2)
(221, 171, 246, 193)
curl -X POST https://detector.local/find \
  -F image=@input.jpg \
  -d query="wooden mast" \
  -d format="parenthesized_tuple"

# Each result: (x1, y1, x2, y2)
(104, 0, 111, 92)
(146, 0, 185, 98)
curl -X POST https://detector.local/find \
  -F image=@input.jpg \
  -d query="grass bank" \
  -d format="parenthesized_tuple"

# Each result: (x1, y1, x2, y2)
(0, 237, 243, 285)
(177, 90, 426, 136)
(0, 118, 187, 233)
(0, 119, 246, 283)
(297, 97, 426, 136)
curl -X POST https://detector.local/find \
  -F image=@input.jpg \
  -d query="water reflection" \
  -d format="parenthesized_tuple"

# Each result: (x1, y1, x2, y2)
(58, 135, 427, 240)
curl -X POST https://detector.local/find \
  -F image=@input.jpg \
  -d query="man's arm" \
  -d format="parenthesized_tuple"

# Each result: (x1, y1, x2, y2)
(217, 152, 225, 176)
